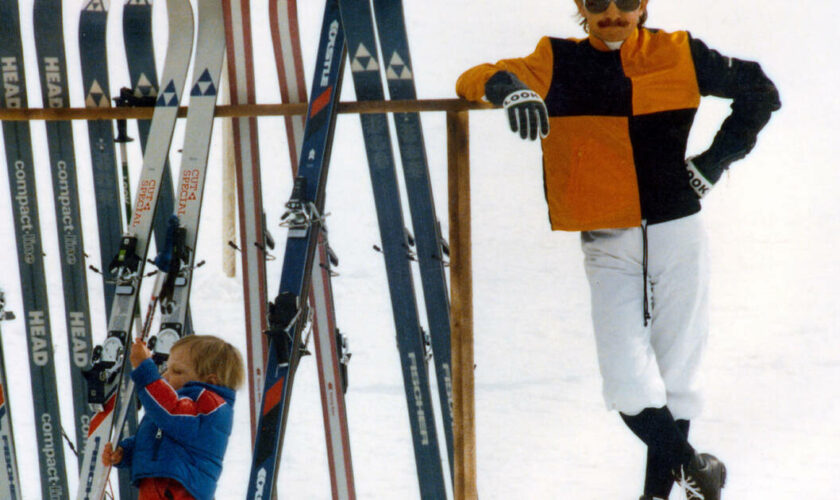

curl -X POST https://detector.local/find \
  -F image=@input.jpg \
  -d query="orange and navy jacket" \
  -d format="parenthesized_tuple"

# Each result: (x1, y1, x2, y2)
(116, 359, 235, 500)
(456, 28, 780, 231)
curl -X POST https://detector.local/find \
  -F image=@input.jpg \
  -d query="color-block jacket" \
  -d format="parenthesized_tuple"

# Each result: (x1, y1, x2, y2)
(116, 359, 236, 500)
(456, 28, 780, 231)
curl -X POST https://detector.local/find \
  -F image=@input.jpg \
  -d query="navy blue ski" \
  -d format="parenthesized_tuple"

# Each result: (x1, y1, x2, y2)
(371, 0, 455, 472)
(246, 0, 346, 497)
(337, 0, 448, 497)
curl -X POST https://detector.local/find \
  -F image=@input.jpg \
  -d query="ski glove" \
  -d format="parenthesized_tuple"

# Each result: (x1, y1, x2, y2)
(686, 157, 725, 198)
(485, 71, 549, 141)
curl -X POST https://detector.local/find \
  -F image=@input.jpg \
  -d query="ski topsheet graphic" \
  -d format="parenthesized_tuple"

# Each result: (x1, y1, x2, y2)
(75, 0, 195, 497)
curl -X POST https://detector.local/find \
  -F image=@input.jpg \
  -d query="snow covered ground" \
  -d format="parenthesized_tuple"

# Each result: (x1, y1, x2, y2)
(1, 0, 839, 498)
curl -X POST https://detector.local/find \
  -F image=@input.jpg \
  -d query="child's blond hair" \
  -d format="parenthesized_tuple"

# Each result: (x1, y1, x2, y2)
(171, 335, 245, 390)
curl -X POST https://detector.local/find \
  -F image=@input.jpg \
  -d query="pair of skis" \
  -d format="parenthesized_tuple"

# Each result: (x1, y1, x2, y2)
(77, 0, 226, 498)
(247, 0, 453, 498)
(341, 0, 454, 494)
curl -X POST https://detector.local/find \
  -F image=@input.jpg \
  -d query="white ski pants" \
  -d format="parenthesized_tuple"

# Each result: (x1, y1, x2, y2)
(581, 213, 709, 420)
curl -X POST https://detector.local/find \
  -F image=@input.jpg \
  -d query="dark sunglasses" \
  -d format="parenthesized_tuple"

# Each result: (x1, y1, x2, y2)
(583, 0, 642, 14)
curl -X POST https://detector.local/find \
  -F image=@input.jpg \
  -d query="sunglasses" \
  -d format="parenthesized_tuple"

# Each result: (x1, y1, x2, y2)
(583, 0, 642, 14)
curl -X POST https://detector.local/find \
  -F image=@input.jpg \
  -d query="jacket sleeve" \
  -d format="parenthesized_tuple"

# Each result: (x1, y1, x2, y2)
(115, 435, 135, 469)
(689, 35, 781, 172)
(456, 36, 555, 101)
(131, 359, 227, 441)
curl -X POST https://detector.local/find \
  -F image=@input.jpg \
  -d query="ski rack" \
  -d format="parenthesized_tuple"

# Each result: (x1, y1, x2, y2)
(2, 96, 487, 499)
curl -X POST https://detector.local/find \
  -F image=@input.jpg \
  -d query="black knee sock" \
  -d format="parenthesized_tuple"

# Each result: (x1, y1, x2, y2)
(620, 407, 695, 497)
(644, 419, 690, 497)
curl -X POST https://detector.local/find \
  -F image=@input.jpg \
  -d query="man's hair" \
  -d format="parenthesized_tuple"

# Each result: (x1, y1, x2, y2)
(576, 4, 648, 33)
(171, 334, 245, 390)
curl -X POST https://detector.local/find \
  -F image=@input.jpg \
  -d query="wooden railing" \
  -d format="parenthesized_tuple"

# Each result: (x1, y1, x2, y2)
(0, 98, 491, 499)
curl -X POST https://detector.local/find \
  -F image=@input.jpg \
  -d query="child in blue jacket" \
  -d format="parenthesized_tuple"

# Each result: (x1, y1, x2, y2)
(102, 335, 244, 500)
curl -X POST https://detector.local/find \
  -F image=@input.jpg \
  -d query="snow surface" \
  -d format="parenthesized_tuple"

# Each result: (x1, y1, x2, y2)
(1, 0, 839, 498)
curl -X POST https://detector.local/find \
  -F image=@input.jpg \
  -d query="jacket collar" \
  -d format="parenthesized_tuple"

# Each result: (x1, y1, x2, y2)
(588, 27, 642, 52)
(183, 380, 236, 405)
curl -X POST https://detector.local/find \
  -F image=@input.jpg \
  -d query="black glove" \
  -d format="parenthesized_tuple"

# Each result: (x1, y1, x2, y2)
(685, 156, 725, 198)
(485, 71, 549, 141)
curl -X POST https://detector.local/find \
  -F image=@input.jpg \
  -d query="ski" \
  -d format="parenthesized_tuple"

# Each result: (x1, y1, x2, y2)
(78, 2, 139, 499)
(337, 0, 448, 496)
(0, 291, 21, 499)
(221, 0, 271, 445)
(371, 0, 455, 472)
(0, 1, 70, 496)
(33, 0, 95, 472)
(268, 0, 355, 496)
(151, 0, 226, 363)
(123, 0, 188, 288)
(246, 0, 346, 497)
(75, 0, 195, 497)
(80, 0, 122, 314)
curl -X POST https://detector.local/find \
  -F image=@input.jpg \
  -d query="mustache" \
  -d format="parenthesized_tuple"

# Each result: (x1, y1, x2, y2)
(597, 18, 630, 28)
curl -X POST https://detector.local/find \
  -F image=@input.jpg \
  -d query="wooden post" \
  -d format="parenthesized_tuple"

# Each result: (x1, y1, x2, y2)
(448, 110, 476, 499)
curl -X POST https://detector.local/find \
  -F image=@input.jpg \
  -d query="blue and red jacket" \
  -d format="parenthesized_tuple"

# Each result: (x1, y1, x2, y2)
(116, 359, 235, 500)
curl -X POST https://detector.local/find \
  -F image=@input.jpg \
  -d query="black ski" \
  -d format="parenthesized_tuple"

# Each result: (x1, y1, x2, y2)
(1, 0, 70, 495)
(33, 0, 95, 472)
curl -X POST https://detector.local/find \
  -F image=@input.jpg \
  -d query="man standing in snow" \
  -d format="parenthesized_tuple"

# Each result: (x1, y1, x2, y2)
(456, 0, 779, 498)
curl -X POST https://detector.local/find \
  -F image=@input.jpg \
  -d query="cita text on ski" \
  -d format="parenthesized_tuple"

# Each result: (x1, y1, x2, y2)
(151, 0, 225, 365)
(337, 0, 448, 496)
(75, 0, 195, 497)
(246, 0, 346, 497)
(268, 0, 356, 496)
(122, 0, 194, 341)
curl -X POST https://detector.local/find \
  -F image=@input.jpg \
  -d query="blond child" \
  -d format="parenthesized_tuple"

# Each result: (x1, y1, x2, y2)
(102, 335, 244, 500)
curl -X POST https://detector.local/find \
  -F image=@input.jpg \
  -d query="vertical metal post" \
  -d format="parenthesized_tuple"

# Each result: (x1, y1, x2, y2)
(448, 110, 477, 499)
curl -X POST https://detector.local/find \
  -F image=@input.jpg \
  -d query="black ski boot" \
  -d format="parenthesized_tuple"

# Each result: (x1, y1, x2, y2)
(672, 452, 727, 500)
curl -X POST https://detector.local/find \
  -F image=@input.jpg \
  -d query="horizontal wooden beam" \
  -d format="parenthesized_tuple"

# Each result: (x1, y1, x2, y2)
(0, 98, 495, 121)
